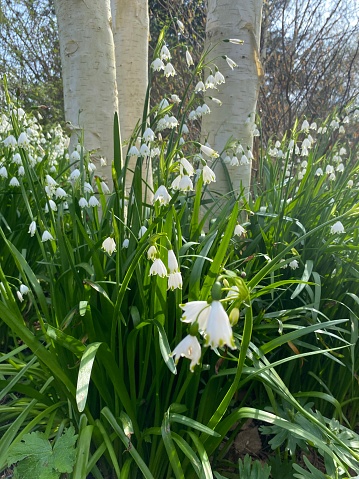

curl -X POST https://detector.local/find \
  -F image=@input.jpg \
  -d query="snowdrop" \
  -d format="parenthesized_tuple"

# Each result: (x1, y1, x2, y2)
(147, 245, 158, 261)
(205, 74, 216, 89)
(143, 127, 155, 143)
(204, 300, 235, 349)
(164, 63, 176, 77)
(9, 177, 20, 187)
(224, 56, 238, 69)
(69, 168, 81, 181)
(20, 284, 29, 295)
(154, 185, 172, 205)
(168, 272, 183, 290)
(84, 182, 93, 193)
(140, 144, 151, 156)
(42, 230, 54, 242)
(289, 260, 299, 270)
(330, 221, 345, 234)
(0, 166, 8, 178)
(102, 237, 116, 255)
(18, 166, 25, 176)
(180, 158, 194, 176)
(128, 145, 140, 156)
(178, 175, 193, 191)
(55, 187, 67, 199)
(138, 225, 147, 239)
(171, 335, 201, 372)
(194, 81, 206, 93)
(78, 197, 88, 208)
(160, 45, 171, 61)
(214, 70, 225, 85)
(151, 58, 165, 71)
(186, 49, 194, 67)
(149, 258, 167, 277)
(171, 94, 181, 103)
(3, 135, 17, 148)
(234, 224, 246, 236)
(122, 238, 129, 248)
(202, 165, 216, 184)
(200, 144, 219, 158)
(28, 221, 36, 237)
(88, 196, 99, 207)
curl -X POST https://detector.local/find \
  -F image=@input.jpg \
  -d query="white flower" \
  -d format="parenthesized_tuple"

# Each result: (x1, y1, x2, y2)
(240, 154, 249, 165)
(160, 45, 171, 61)
(151, 58, 165, 71)
(9, 177, 20, 187)
(55, 187, 67, 199)
(88, 162, 96, 172)
(204, 301, 235, 349)
(180, 301, 210, 330)
(147, 245, 158, 260)
(143, 127, 155, 143)
(79, 197, 88, 208)
(159, 98, 169, 110)
(181, 124, 189, 135)
(289, 259, 299, 270)
(168, 250, 179, 273)
(28, 221, 36, 237)
(168, 272, 183, 290)
(149, 258, 167, 277)
(310, 122, 317, 130)
(18, 166, 25, 176)
(301, 120, 310, 132)
(84, 182, 93, 193)
(154, 185, 172, 205)
(230, 156, 239, 166)
(200, 144, 219, 158)
(69, 168, 81, 181)
(0, 166, 8, 178)
(205, 74, 216, 89)
(17, 291, 24, 302)
(88, 196, 99, 207)
(19, 284, 29, 295)
(46, 174, 57, 187)
(171, 335, 201, 372)
(178, 175, 193, 191)
(164, 63, 176, 77)
(140, 143, 151, 156)
(100, 157, 107, 166)
(330, 221, 345, 234)
(12, 153, 22, 165)
(70, 150, 81, 162)
(122, 238, 129, 248)
(325, 165, 334, 175)
(225, 56, 238, 69)
(42, 230, 54, 242)
(347, 180, 353, 188)
(214, 70, 225, 85)
(228, 38, 244, 44)
(171, 175, 182, 190)
(315, 168, 323, 176)
(102, 237, 116, 255)
(186, 50, 194, 67)
(180, 158, 194, 176)
(202, 165, 216, 184)
(210, 97, 222, 106)
(234, 224, 246, 236)
(17, 132, 29, 147)
(194, 81, 206, 93)
(171, 94, 181, 103)
(45, 199, 57, 212)
(177, 19, 185, 33)
(138, 225, 147, 239)
(223, 155, 231, 164)
(100, 181, 110, 194)
(126, 146, 140, 159)
(3, 135, 17, 148)
(336, 163, 344, 173)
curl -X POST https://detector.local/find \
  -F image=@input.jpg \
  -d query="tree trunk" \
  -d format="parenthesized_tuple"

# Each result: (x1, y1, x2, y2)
(54, 0, 118, 185)
(111, 0, 152, 198)
(201, 0, 263, 202)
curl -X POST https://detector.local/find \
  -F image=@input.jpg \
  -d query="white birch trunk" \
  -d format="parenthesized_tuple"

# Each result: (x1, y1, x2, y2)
(111, 0, 152, 199)
(54, 0, 118, 185)
(202, 0, 263, 201)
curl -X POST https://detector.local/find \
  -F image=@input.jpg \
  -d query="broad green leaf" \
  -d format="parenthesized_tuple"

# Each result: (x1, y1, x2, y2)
(76, 342, 102, 412)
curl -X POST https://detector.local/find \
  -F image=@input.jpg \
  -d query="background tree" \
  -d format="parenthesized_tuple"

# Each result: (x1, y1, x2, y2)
(0, 0, 63, 125)
(259, 0, 359, 141)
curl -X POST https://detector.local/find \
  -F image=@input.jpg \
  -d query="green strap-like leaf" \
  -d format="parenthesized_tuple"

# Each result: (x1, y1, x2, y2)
(76, 342, 102, 412)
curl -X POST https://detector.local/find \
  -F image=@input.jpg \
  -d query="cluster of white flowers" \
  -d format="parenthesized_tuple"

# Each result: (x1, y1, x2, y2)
(148, 248, 183, 291)
(151, 45, 177, 78)
(171, 283, 236, 372)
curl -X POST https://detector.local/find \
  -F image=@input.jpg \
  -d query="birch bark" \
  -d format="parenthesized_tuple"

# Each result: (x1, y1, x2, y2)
(201, 0, 263, 200)
(54, 0, 118, 185)
(111, 0, 152, 197)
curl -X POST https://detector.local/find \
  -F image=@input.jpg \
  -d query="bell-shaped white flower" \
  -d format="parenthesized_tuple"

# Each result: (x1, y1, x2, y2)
(168, 250, 179, 273)
(330, 221, 345, 234)
(200, 144, 219, 159)
(45, 199, 57, 212)
(225, 56, 238, 69)
(171, 94, 181, 103)
(178, 175, 193, 191)
(168, 272, 183, 290)
(88, 195, 99, 207)
(42, 230, 54, 242)
(171, 334, 201, 372)
(79, 197, 88, 208)
(186, 49, 194, 67)
(9, 177, 20, 187)
(28, 221, 36, 237)
(3, 135, 17, 148)
(202, 165, 216, 184)
(100, 181, 111, 194)
(88, 162, 96, 173)
(143, 127, 155, 143)
(180, 158, 194, 177)
(160, 45, 171, 61)
(102, 237, 116, 255)
(214, 71, 225, 85)
(151, 58, 165, 71)
(17, 132, 29, 147)
(18, 166, 25, 176)
(289, 259, 299, 270)
(0, 166, 8, 178)
(154, 185, 172, 205)
(204, 300, 235, 349)
(194, 81, 205, 93)
(149, 258, 167, 277)
(177, 19, 185, 33)
(71, 150, 81, 161)
(55, 187, 67, 199)
(69, 168, 81, 181)
(180, 301, 210, 331)
(19, 284, 29, 295)
(122, 238, 129, 248)
(234, 224, 246, 236)
(140, 143, 151, 157)
(147, 245, 158, 260)
(164, 63, 176, 77)
(138, 225, 147, 239)
(128, 145, 140, 157)
(315, 168, 323, 176)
